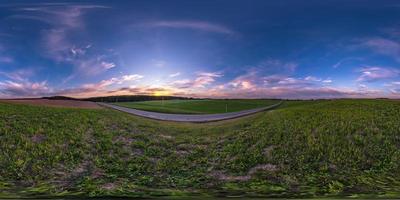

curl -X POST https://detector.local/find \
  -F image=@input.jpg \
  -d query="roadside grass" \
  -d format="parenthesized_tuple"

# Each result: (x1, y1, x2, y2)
(113, 99, 279, 114)
(0, 99, 400, 198)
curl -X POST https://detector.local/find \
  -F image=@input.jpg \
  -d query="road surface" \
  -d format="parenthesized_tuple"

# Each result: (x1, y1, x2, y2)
(98, 101, 282, 122)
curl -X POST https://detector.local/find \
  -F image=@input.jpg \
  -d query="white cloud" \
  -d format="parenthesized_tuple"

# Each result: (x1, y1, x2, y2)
(121, 74, 143, 82)
(101, 61, 116, 70)
(332, 57, 362, 68)
(322, 79, 333, 83)
(169, 72, 181, 78)
(304, 76, 322, 82)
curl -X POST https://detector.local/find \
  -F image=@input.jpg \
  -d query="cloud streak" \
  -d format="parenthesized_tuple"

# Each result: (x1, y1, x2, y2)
(359, 38, 400, 62)
(143, 20, 236, 35)
(357, 67, 399, 82)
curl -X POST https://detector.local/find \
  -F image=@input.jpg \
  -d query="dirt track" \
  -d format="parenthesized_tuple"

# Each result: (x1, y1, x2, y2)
(0, 99, 101, 109)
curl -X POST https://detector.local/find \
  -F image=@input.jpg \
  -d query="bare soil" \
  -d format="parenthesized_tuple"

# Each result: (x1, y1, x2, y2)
(0, 99, 101, 109)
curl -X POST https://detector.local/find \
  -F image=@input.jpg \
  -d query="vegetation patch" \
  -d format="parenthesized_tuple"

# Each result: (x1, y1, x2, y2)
(1, 99, 400, 198)
(114, 99, 279, 114)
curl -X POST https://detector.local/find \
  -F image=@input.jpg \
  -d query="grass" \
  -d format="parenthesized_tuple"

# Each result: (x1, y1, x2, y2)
(1, 99, 400, 198)
(113, 99, 279, 114)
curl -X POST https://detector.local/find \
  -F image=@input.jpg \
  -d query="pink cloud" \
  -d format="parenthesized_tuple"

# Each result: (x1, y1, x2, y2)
(357, 67, 399, 82)
(0, 80, 50, 98)
(172, 72, 222, 89)
(193, 72, 222, 87)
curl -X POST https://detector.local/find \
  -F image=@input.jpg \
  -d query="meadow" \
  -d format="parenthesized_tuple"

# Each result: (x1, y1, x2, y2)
(1, 99, 400, 198)
(113, 99, 279, 114)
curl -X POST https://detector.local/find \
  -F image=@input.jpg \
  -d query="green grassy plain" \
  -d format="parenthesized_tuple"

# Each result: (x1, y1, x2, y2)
(114, 99, 279, 114)
(1, 99, 400, 198)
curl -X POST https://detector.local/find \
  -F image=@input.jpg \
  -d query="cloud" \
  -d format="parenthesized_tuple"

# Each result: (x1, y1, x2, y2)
(304, 76, 332, 84)
(56, 74, 143, 97)
(384, 81, 400, 95)
(359, 38, 400, 62)
(197, 72, 354, 99)
(205, 83, 384, 99)
(304, 76, 322, 82)
(357, 67, 399, 82)
(0, 73, 142, 98)
(8, 3, 113, 77)
(193, 72, 223, 87)
(0, 69, 35, 82)
(83, 74, 143, 88)
(0, 43, 14, 63)
(169, 72, 181, 78)
(10, 4, 109, 28)
(171, 72, 222, 89)
(322, 79, 332, 83)
(70, 45, 89, 56)
(0, 80, 50, 97)
(0, 55, 13, 63)
(332, 57, 362, 68)
(101, 61, 116, 70)
(72, 57, 112, 75)
(142, 20, 236, 35)
(121, 74, 143, 82)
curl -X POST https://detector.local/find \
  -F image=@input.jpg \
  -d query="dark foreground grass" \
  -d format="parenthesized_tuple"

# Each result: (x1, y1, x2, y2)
(1, 99, 400, 198)
(113, 99, 279, 114)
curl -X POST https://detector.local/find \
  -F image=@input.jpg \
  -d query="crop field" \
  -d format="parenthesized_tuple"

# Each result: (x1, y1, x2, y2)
(0, 99, 101, 109)
(114, 99, 279, 114)
(1, 99, 400, 198)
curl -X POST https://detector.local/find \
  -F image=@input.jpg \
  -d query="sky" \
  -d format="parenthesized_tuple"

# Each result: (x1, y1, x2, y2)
(1, 0, 400, 99)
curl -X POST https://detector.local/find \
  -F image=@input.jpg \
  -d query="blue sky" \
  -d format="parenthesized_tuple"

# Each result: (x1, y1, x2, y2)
(0, 0, 400, 98)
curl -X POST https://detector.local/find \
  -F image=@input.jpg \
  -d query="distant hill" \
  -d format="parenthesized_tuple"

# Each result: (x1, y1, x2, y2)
(42, 96, 78, 100)
(83, 95, 192, 102)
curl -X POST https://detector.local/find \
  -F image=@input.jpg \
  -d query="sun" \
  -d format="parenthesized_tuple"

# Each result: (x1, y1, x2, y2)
(153, 90, 171, 96)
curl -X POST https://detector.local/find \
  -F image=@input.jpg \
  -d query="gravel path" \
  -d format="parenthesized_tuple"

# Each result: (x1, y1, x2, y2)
(98, 101, 282, 122)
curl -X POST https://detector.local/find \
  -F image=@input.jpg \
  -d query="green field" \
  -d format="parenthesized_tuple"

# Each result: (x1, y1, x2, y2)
(114, 99, 279, 114)
(1, 99, 400, 198)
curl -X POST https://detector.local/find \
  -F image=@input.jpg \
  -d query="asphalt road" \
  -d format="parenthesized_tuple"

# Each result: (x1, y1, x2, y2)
(98, 101, 282, 122)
